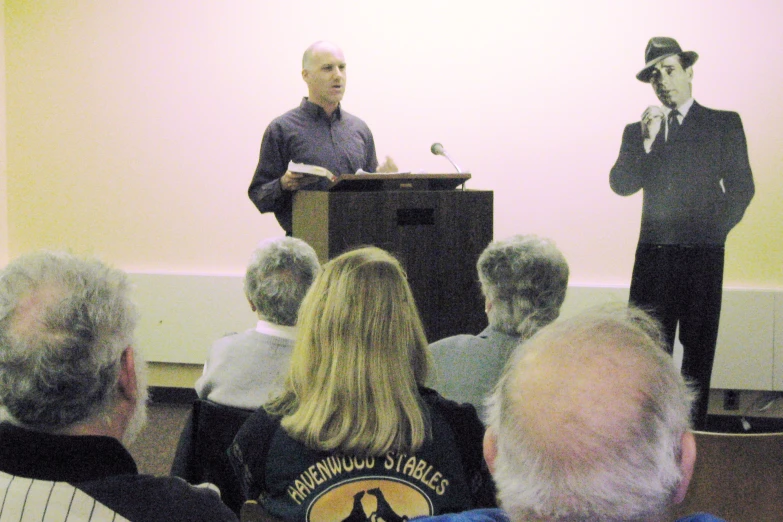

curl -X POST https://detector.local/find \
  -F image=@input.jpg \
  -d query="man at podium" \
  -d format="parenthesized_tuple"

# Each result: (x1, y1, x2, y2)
(248, 41, 385, 235)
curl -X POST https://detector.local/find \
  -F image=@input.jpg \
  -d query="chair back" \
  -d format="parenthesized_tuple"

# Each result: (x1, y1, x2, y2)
(171, 399, 255, 514)
(673, 430, 783, 522)
(240, 501, 285, 522)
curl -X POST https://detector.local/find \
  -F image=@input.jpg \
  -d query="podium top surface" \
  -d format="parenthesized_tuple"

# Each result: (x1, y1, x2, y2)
(329, 173, 470, 192)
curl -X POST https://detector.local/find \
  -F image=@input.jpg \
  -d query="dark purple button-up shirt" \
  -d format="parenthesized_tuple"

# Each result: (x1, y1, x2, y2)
(248, 98, 378, 233)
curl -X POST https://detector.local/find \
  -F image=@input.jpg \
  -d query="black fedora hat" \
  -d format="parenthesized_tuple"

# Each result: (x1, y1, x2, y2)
(636, 37, 698, 83)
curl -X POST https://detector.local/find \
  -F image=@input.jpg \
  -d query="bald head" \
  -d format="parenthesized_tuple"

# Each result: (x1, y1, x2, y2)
(508, 310, 673, 465)
(301, 41, 346, 115)
(485, 306, 695, 521)
(302, 41, 343, 70)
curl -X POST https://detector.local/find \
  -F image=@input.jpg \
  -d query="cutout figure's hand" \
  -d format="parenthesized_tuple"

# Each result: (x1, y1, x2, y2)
(641, 105, 665, 141)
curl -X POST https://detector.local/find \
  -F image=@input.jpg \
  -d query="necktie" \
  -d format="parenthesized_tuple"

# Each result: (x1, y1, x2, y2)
(668, 109, 680, 142)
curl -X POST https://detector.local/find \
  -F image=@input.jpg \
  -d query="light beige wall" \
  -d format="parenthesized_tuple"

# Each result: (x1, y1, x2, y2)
(5, 1, 782, 288)
(0, 2, 8, 266)
(148, 362, 202, 389)
(143, 281, 783, 391)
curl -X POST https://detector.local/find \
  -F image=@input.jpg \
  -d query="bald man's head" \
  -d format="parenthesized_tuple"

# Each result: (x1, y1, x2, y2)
(301, 41, 346, 114)
(302, 41, 343, 69)
(485, 307, 695, 521)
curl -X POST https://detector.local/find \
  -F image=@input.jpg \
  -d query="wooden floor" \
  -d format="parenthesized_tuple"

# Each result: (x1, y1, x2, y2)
(129, 393, 783, 521)
(128, 389, 783, 477)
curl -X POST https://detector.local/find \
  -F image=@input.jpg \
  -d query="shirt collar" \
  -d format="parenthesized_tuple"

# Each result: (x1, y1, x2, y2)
(256, 319, 297, 340)
(300, 97, 342, 121)
(0, 422, 138, 482)
(663, 98, 694, 119)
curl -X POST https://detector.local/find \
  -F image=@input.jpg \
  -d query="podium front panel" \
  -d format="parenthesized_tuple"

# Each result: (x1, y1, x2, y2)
(293, 190, 492, 342)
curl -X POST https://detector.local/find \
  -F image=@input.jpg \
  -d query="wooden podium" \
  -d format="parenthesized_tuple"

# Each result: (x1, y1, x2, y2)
(292, 174, 493, 342)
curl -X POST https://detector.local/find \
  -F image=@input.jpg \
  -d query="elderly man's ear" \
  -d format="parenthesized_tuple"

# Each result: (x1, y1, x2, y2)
(483, 427, 498, 474)
(118, 347, 138, 403)
(673, 431, 697, 504)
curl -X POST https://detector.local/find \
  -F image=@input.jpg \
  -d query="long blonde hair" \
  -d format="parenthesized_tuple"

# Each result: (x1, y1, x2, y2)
(265, 247, 430, 455)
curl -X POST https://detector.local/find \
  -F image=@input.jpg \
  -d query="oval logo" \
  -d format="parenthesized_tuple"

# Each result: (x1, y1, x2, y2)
(307, 477, 433, 522)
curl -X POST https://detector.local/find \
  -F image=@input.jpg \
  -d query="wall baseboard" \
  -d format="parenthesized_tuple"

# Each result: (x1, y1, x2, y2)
(131, 273, 783, 391)
(149, 386, 197, 405)
(706, 414, 783, 433)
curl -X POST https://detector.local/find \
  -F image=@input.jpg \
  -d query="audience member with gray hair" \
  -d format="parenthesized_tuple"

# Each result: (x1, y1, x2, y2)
(429, 235, 569, 414)
(416, 306, 722, 522)
(195, 236, 320, 410)
(0, 251, 237, 521)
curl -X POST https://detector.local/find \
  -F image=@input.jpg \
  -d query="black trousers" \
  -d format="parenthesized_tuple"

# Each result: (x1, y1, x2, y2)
(629, 244, 725, 430)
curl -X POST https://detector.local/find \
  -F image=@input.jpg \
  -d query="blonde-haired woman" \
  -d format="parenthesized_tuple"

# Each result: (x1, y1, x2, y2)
(229, 247, 494, 521)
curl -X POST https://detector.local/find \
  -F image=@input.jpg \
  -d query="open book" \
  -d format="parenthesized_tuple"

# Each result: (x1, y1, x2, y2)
(355, 169, 411, 175)
(288, 161, 337, 182)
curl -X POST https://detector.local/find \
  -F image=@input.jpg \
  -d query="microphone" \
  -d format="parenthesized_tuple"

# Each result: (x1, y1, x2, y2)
(430, 142, 463, 173)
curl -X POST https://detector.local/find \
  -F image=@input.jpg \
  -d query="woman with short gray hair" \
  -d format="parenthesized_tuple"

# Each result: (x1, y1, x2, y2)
(195, 237, 320, 410)
(429, 235, 569, 415)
